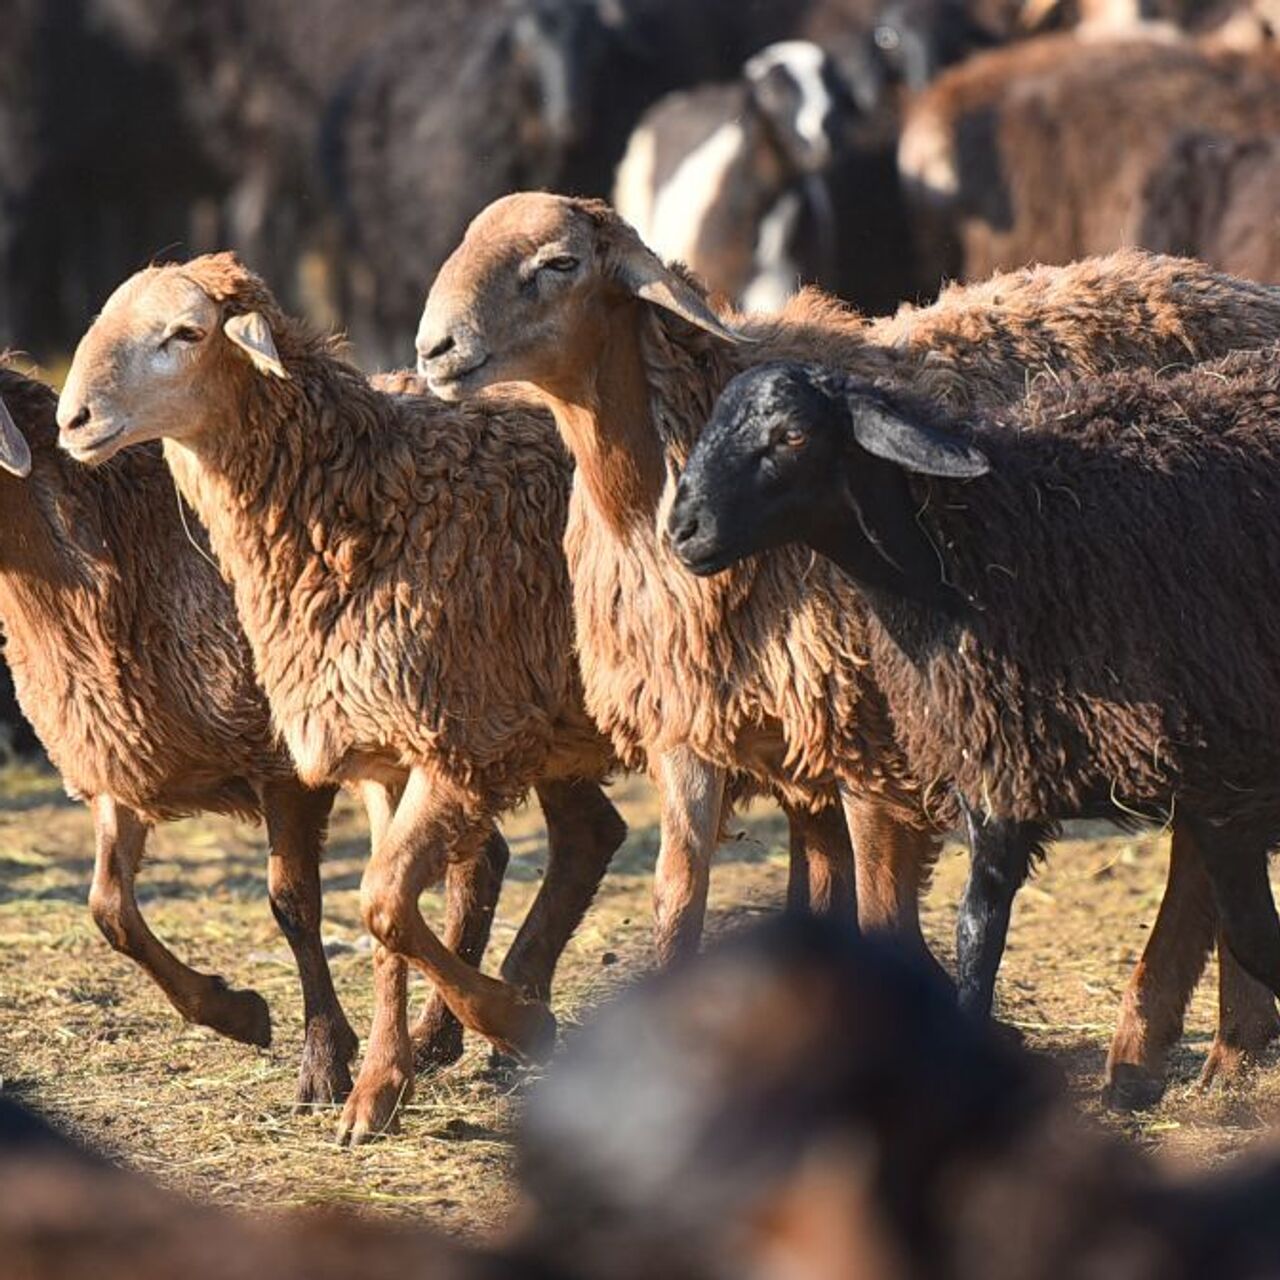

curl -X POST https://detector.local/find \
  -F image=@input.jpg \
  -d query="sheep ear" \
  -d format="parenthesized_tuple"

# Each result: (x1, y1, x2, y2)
(613, 240, 753, 344)
(0, 396, 31, 478)
(848, 398, 989, 478)
(224, 311, 289, 380)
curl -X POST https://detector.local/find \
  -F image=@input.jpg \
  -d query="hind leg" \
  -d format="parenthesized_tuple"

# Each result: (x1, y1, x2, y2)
(340, 769, 555, 1145)
(501, 779, 626, 999)
(410, 829, 510, 1071)
(260, 779, 358, 1108)
(1201, 926, 1280, 1087)
(1185, 812, 1280, 998)
(1106, 822, 1217, 1109)
(88, 794, 271, 1046)
(840, 787, 943, 984)
(955, 805, 1046, 1019)
(783, 801, 856, 921)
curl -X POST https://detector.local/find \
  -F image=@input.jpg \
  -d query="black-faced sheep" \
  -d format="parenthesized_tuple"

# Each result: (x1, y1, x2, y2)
(419, 192, 1280, 1098)
(517, 914, 1280, 1280)
(0, 364, 354, 1105)
(54, 254, 628, 1144)
(668, 351, 1280, 1019)
(899, 31, 1280, 293)
(1139, 132, 1280, 284)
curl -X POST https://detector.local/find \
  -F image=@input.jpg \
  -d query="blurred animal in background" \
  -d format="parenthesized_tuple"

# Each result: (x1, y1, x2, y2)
(613, 39, 917, 315)
(613, 1, 1000, 316)
(899, 27, 1280, 292)
(1139, 131, 1280, 282)
(516, 915, 1280, 1280)
(321, 0, 807, 361)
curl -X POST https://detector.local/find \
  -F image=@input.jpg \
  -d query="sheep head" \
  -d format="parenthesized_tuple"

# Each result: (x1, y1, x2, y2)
(57, 253, 288, 466)
(668, 361, 986, 611)
(418, 191, 748, 405)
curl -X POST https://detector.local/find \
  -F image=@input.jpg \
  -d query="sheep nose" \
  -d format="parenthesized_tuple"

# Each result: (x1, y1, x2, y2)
(668, 507, 702, 551)
(62, 404, 91, 433)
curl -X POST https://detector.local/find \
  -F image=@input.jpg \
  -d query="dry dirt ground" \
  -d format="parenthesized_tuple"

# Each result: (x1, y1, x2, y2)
(3, 766, 1280, 1239)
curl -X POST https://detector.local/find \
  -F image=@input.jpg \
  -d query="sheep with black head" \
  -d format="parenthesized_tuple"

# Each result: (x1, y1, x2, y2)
(670, 352, 1280, 1018)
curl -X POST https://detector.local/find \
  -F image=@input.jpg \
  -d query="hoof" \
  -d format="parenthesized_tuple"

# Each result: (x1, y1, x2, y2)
(336, 1070, 411, 1147)
(198, 981, 272, 1048)
(1200, 1039, 1255, 1090)
(294, 1019, 359, 1110)
(1104, 1062, 1167, 1112)
(491, 999, 557, 1065)
(411, 1008, 466, 1074)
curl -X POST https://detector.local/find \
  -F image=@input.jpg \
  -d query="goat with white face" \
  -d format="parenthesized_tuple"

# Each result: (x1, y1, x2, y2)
(613, 40, 917, 316)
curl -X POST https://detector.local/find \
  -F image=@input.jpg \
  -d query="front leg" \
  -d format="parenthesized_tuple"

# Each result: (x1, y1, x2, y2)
(261, 779, 358, 1108)
(955, 802, 1045, 1018)
(652, 748, 727, 965)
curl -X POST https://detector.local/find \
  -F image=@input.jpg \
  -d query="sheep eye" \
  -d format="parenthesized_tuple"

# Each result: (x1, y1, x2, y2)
(540, 255, 579, 274)
(162, 325, 205, 349)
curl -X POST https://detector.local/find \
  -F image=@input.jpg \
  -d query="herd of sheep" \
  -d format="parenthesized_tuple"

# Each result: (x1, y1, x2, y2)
(8, 0, 1280, 1273)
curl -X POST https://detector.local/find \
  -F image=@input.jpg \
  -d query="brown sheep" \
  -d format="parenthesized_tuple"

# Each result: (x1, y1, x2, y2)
(418, 192, 1280, 1102)
(668, 352, 1280, 1018)
(898, 32, 1280, 292)
(0, 363, 355, 1106)
(53, 255, 628, 1145)
(1139, 132, 1280, 284)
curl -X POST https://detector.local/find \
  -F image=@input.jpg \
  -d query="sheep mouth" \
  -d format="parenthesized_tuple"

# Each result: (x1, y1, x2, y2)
(425, 354, 491, 399)
(673, 541, 741, 577)
(60, 421, 128, 463)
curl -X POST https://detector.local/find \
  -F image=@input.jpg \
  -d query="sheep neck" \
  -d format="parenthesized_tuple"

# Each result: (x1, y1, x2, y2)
(542, 301, 667, 534)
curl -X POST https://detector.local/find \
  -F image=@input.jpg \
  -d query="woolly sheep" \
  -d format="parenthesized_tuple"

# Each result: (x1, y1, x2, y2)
(54, 253, 630, 1144)
(668, 351, 1280, 1019)
(0, 364, 354, 1104)
(419, 191, 1280, 1101)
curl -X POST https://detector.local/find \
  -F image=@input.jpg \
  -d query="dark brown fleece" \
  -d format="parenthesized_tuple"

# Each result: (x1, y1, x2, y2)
(860, 347, 1280, 827)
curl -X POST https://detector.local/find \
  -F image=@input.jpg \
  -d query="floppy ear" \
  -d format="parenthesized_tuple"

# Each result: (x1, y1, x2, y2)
(612, 236, 752, 343)
(848, 397, 989, 478)
(0, 396, 32, 478)
(224, 311, 289, 380)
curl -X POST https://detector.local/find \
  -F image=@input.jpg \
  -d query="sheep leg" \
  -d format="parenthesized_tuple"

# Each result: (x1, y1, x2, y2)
(1201, 927, 1280, 1087)
(410, 828, 510, 1071)
(1187, 813, 1280, 998)
(339, 940, 413, 1146)
(955, 807, 1043, 1018)
(783, 802, 857, 919)
(839, 787, 943, 964)
(653, 748, 727, 965)
(500, 780, 627, 999)
(348, 767, 554, 1141)
(1106, 823, 1216, 1109)
(260, 780, 358, 1109)
(88, 794, 271, 1047)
